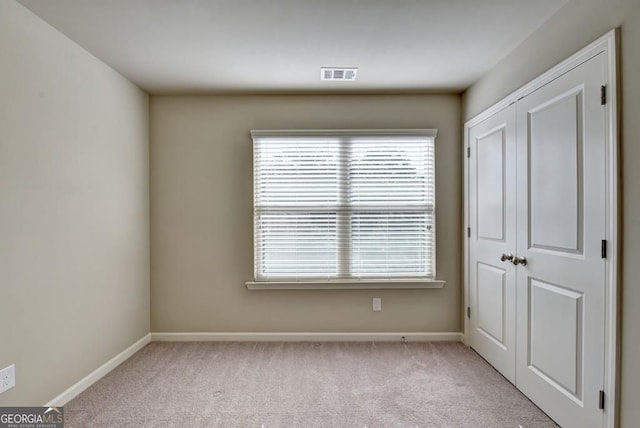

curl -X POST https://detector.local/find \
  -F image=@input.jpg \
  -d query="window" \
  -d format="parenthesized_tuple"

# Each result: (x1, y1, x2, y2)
(251, 129, 436, 284)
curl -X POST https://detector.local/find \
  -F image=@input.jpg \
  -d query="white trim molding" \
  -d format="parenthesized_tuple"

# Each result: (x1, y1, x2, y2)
(246, 279, 445, 290)
(45, 334, 151, 407)
(464, 28, 619, 428)
(151, 332, 464, 342)
(250, 129, 438, 138)
(465, 30, 617, 129)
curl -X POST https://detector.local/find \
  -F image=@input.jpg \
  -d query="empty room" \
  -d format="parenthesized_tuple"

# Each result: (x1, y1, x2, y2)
(1, 0, 638, 427)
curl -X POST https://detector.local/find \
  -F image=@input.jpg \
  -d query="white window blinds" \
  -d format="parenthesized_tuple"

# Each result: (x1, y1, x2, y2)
(252, 129, 436, 281)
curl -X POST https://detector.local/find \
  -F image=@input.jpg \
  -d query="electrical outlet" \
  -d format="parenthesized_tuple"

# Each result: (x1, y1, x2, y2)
(0, 364, 15, 394)
(372, 297, 382, 312)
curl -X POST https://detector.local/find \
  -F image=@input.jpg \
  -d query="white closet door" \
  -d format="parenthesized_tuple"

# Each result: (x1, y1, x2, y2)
(515, 52, 606, 428)
(468, 104, 517, 383)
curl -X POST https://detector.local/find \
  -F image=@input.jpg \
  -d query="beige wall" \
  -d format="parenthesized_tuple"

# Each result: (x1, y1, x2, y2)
(462, 0, 640, 425)
(150, 94, 461, 333)
(12, 0, 638, 416)
(0, 1, 150, 405)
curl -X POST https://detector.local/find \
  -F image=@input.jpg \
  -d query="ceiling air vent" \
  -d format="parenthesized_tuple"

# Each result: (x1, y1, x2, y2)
(320, 67, 358, 81)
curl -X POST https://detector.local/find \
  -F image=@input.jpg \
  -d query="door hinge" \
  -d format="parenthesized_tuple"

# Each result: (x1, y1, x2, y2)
(466, 306, 471, 318)
(467, 227, 471, 238)
(601, 240, 607, 259)
(601, 85, 607, 105)
(599, 390, 605, 410)
(467, 147, 471, 158)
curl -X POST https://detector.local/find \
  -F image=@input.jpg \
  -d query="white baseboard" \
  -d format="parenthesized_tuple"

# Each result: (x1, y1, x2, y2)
(45, 333, 151, 406)
(150, 332, 464, 342)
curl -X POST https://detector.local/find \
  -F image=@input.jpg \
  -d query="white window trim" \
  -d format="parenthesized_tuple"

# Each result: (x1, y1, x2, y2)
(250, 129, 438, 138)
(245, 278, 445, 290)
(249, 128, 443, 290)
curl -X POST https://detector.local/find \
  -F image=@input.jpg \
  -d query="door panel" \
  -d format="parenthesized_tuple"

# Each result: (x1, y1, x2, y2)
(529, 89, 584, 254)
(468, 104, 517, 383)
(477, 129, 506, 241)
(477, 263, 506, 345)
(529, 278, 583, 399)
(516, 53, 606, 428)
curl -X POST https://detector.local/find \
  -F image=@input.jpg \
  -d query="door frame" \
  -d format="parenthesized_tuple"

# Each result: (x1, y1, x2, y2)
(463, 29, 619, 427)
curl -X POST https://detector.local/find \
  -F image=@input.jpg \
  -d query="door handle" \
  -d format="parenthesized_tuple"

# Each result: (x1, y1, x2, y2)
(500, 253, 514, 262)
(512, 256, 528, 266)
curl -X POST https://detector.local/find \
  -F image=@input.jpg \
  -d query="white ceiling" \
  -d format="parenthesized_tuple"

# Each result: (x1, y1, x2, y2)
(18, 0, 569, 94)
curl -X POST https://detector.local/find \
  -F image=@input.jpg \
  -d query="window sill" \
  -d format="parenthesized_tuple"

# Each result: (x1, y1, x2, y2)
(245, 279, 445, 290)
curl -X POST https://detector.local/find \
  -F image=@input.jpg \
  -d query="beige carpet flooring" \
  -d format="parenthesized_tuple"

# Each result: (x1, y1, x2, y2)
(64, 341, 557, 427)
